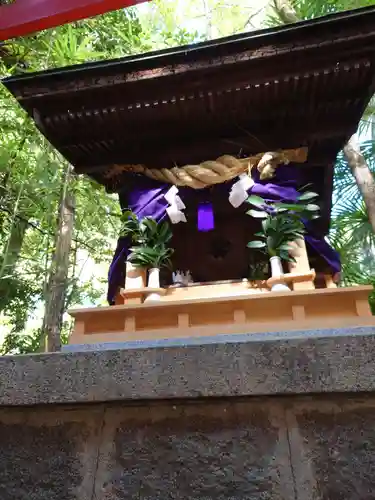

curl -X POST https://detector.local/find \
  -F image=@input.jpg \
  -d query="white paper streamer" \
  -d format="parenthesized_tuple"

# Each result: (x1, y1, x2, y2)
(165, 186, 187, 224)
(228, 174, 255, 208)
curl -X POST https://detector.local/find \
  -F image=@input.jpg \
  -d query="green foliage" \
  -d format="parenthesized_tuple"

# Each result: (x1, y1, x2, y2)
(267, 0, 375, 27)
(370, 285, 375, 315)
(120, 210, 142, 241)
(121, 213, 174, 269)
(246, 191, 320, 261)
(75, 8, 148, 59)
(1, 2, 203, 353)
(2, 8, 149, 72)
(137, 0, 268, 47)
(137, 217, 173, 247)
(328, 141, 375, 290)
(0, 275, 37, 332)
(129, 245, 174, 269)
(268, 0, 375, 311)
(1, 329, 41, 356)
(0, 8, 152, 353)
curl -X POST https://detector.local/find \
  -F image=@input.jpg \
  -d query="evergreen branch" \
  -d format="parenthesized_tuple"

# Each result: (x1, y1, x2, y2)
(0, 203, 98, 253)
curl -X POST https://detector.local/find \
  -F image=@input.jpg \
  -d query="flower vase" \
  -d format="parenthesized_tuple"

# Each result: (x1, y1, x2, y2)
(125, 261, 146, 290)
(269, 256, 290, 292)
(145, 267, 161, 302)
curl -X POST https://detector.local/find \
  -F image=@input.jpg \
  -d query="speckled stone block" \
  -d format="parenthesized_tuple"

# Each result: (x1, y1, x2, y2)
(3, 329, 375, 499)
(0, 408, 102, 500)
(3, 396, 375, 498)
(94, 400, 295, 500)
(1, 327, 375, 406)
(289, 399, 375, 500)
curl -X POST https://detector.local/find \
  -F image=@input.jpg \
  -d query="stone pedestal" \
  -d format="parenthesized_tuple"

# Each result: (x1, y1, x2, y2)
(1, 327, 375, 499)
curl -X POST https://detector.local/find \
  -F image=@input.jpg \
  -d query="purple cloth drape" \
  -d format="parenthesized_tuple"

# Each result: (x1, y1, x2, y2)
(108, 165, 341, 304)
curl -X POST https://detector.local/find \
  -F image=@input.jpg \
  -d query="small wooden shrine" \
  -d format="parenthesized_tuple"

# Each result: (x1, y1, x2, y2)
(4, 6, 375, 346)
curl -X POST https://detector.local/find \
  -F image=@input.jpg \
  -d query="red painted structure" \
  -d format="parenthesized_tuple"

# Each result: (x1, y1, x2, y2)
(0, 0, 149, 41)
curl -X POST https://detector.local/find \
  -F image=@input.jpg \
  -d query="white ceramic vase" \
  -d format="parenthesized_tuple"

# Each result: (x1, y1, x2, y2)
(125, 261, 146, 289)
(145, 267, 162, 302)
(269, 256, 290, 292)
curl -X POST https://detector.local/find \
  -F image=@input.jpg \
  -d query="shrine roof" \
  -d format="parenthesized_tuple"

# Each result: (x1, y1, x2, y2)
(3, 6, 375, 233)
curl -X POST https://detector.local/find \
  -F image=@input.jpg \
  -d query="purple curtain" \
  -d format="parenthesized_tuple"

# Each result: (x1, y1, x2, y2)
(108, 165, 341, 304)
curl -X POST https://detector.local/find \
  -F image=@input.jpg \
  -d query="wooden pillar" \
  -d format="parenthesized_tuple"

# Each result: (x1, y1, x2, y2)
(115, 293, 124, 305)
(73, 319, 85, 335)
(324, 274, 337, 289)
(178, 313, 190, 328)
(292, 304, 306, 322)
(233, 309, 246, 324)
(124, 314, 136, 332)
(355, 299, 372, 318)
(288, 238, 315, 290)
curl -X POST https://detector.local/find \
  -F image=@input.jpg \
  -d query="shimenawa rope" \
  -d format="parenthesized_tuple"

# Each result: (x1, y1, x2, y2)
(104, 147, 308, 189)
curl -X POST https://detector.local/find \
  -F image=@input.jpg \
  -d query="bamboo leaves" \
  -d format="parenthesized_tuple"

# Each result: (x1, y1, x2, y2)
(0, 8, 151, 353)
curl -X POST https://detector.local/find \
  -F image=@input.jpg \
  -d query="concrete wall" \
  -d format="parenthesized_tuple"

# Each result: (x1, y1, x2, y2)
(2, 326, 375, 499)
(1, 395, 375, 499)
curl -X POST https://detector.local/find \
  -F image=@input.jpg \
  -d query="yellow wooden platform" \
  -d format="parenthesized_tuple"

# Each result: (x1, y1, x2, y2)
(69, 285, 374, 345)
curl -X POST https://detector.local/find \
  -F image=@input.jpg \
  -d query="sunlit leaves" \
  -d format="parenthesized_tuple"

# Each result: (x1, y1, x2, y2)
(267, 0, 375, 27)
(329, 142, 375, 296)
(0, 8, 149, 352)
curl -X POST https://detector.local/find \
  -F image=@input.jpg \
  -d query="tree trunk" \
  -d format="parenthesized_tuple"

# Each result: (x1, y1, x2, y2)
(0, 172, 28, 290)
(0, 172, 10, 236)
(343, 135, 375, 233)
(1, 219, 28, 276)
(273, 0, 299, 24)
(0, 219, 28, 312)
(271, 1, 375, 235)
(42, 165, 75, 352)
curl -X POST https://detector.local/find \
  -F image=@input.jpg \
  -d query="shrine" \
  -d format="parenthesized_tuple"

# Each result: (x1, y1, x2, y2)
(4, 5, 375, 348)
(3, 7, 375, 499)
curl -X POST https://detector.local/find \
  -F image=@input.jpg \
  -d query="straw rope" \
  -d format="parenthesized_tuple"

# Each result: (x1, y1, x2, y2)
(104, 147, 308, 189)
